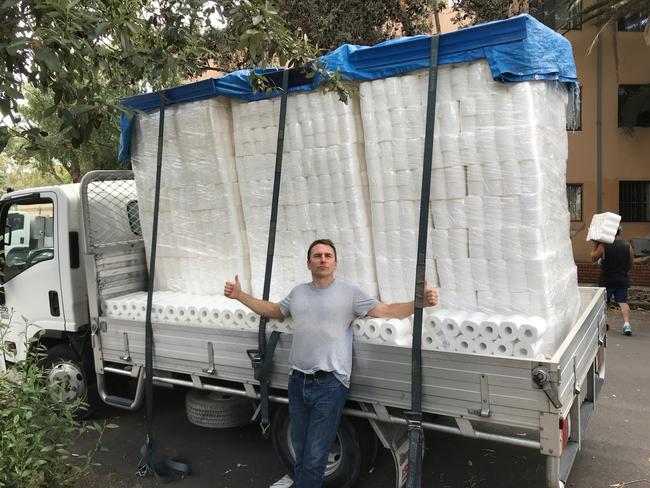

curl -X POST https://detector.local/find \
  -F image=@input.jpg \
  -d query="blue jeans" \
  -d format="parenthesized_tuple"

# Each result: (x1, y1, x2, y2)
(288, 372, 349, 488)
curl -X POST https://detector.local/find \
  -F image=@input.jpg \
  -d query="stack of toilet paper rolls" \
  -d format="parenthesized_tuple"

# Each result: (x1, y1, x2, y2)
(130, 59, 581, 359)
(101, 291, 293, 333)
(352, 309, 547, 359)
(422, 309, 548, 359)
(231, 92, 377, 302)
(586, 212, 621, 244)
(132, 99, 252, 295)
(359, 60, 580, 357)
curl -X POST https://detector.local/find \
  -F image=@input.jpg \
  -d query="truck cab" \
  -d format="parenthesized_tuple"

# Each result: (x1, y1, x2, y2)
(0, 184, 93, 412)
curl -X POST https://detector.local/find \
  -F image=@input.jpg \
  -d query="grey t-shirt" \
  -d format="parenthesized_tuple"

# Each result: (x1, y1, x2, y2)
(279, 279, 379, 388)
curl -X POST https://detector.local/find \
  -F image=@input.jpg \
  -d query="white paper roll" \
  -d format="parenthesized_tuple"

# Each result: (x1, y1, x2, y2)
(233, 308, 248, 327)
(442, 311, 466, 338)
(499, 315, 525, 341)
(352, 318, 365, 337)
(517, 316, 548, 343)
(221, 309, 235, 327)
(493, 339, 514, 357)
(210, 308, 222, 325)
(479, 315, 503, 340)
(460, 312, 486, 339)
(380, 318, 412, 342)
(474, 338, 494, 355)
(513, 340, 543, 359)
(245, 311, 260, 329)
(365, 319, 382, 340)
(454, 335, 476, 353)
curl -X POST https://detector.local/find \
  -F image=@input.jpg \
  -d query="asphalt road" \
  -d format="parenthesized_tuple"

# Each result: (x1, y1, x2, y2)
(75, 308, 650, 488)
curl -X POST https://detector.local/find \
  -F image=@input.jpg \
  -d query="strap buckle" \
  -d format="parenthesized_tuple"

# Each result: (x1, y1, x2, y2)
(404, 411, 423, 431)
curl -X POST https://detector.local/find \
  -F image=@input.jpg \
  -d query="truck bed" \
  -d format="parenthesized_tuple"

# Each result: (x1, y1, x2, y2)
(96, 287, 605, 430)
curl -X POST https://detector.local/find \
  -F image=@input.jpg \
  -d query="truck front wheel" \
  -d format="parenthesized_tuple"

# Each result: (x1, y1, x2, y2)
(271, 406, 377, 488)
(42, 344, 97, 419)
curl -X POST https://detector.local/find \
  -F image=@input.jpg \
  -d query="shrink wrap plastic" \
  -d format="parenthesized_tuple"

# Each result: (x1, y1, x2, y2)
(129, 59, 579, 359)
(586, 212, 621, 244)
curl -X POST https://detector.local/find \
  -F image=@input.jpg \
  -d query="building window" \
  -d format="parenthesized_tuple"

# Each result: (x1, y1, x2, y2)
(567, 85, 582, 130)
(556, 0, 582, 29)
(618, 12, 648, 31)
(567, 184, 583, 221)
(618, 85, 650, 128)
(620, 181, 650, 222)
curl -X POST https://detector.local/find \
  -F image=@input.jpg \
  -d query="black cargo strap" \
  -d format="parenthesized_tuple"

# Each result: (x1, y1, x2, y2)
(406, 33, 440, 488)
(139, 92, 190, 481)
(247, 69, 290, 437)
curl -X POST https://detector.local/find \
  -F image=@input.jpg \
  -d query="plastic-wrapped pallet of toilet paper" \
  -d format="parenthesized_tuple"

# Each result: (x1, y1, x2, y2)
(586, 212, 621, 244)
(127, 17, 581, 359)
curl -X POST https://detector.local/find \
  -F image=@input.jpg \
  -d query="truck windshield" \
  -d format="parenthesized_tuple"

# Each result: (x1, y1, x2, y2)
(2, 200, 55, 282)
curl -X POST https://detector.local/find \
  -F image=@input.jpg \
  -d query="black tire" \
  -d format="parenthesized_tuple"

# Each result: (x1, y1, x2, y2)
(351, 417, 379, 478)
(41, 344, 98, 419)
(271, 406, 363, 488)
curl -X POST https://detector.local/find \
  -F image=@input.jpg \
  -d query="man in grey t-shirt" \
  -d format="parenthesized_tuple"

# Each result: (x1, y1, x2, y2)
(225, 239, 438, 488)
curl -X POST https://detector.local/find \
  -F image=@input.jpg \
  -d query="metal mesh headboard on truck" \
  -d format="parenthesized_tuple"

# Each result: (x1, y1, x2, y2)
(80, 170, 143, 251)
(80, 170, 147, 303)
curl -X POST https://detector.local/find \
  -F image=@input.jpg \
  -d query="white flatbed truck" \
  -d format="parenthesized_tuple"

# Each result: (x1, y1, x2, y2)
(0, 170, 607, 488)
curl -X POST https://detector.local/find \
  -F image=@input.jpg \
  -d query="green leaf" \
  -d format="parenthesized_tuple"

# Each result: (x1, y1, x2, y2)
(5, 39, 30, 57)
(34, 47, 61, 72)
(68, 104, 95, 115)
(1, 84, 22, 99)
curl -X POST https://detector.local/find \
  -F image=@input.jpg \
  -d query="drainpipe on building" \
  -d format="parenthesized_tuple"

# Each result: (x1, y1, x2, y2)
(596, 36, 603, 212)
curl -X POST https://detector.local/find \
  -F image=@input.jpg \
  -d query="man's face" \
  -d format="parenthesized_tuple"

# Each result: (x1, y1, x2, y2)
(307, 243, 337, 280)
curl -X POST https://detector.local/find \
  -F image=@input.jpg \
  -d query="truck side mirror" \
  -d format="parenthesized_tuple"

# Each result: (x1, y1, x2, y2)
(0, 287, 5, 305)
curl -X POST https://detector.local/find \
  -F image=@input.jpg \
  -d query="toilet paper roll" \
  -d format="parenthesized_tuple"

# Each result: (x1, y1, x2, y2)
(448, 229, 469, 259)
(187, 305, 200, 322)
(468, 228, 486, 259)
(221, 309, 235, 327)
(517, 316, 548, 343)
(507, 259, 527, 292)
(365, 319, 382, 340)
(245, 311, 260, 329)
(233, 308, 248, 327)
(460, 312, 487, 339)
(479, 315, 503, 340)
(163, 305, 178, 321)
(513, 340, 543, 359)
(474, 338, 495, 355)
(380, 318, 412, 342)
(198, 307, 211, 323)
(429, 229, 450, 259)
(209, 308, 222, 325)
(176, 305, 191, 322)
(465, 195, 483, 228)
(499, 315, 525, 341)
(493, 339, 514, 357)
(445, 166, 466, 199)
(509, 292, 530, 315)
(471, 259, 490, 291)
(447, 199, 467, 228)
(423, 309, 449, 334)
(454, 335, 476, 353)
(442, 311, 466, 338)
(453, 258, 473, 288)
(488, 259, 508, 290)
(436, 259, 455, 289)
(352, 318, 365, 337)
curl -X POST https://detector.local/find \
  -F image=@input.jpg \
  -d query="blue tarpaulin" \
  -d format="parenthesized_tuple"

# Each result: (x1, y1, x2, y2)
(119, 14, 578, 160)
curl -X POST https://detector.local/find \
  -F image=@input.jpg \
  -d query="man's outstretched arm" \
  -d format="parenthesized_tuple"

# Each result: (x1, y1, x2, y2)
(368, 281, 438, 319)
(224, 275, 284, 319)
